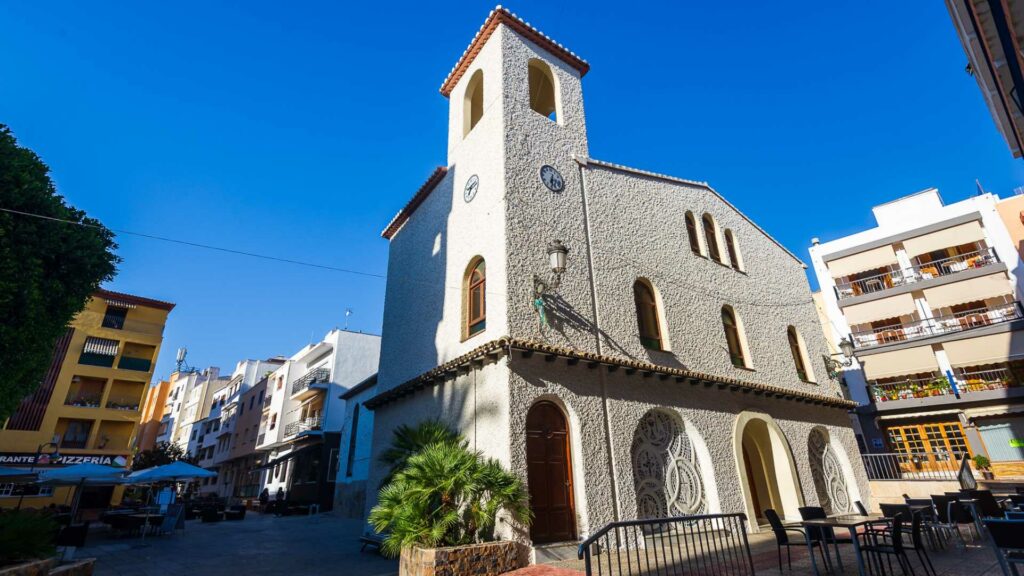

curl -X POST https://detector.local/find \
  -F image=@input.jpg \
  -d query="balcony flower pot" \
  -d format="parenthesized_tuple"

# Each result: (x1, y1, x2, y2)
(399, 541, 526, 576)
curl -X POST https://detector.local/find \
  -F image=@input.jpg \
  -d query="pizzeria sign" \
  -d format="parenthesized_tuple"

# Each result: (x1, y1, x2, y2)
(0, 452, 127, 467)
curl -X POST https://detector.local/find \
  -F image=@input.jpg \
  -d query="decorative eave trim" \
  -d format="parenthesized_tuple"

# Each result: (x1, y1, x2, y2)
(381, 167, 448, 240)
(365, 337, 856, 410)
(94, 288, 176, 311)
(439, 5, 590, 98)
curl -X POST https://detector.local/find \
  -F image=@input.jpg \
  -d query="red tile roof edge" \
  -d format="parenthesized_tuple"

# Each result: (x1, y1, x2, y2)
(381, 167, 449, 240)
(95, 288, 176, 311)
(439, 6, 590, 97)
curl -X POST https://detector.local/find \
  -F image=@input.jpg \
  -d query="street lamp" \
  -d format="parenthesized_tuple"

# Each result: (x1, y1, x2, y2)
(16, 440, 60, 510)
(824, 337, 855, 380)
(533, 240, 570, 297)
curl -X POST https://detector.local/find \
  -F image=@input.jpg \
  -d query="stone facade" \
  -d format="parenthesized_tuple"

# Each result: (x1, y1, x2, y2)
(368, 6, 870, 547)
(399, 541, 526, 576)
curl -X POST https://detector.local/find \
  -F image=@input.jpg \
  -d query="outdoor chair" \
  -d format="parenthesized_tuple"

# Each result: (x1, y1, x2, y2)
(159, 504, 183, 536)
(860, 513, 917, 576)
(765, 508, 829, 572)
(983, 519, 1024, 576)
(855, 501, 869, 515)
(906, 511, 938, 576)
(1006, 512, 1024, 520)
(904, 498, 942, 549)
(931, 495, 972, 547)
(963, 489, 1004, 518)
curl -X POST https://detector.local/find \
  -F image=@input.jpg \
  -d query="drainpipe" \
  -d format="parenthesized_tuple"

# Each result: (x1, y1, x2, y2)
(574, 155, 622, 524)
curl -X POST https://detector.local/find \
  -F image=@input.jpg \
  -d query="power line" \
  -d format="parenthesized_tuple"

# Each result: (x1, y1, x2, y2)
(0, 207, 386, 279)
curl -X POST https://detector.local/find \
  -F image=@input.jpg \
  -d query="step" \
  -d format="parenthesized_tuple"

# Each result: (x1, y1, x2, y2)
(533, 541, 581, 564)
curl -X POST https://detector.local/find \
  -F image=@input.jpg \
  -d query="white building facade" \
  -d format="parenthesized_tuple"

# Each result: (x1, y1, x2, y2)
(366, 7, 869, 546)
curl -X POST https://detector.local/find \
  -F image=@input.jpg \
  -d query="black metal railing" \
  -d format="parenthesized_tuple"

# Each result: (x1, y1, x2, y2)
(290, 367, 330, 396)
(284, 416, 323, 437)
(578, 513, 755, 576)
(862, 452, 963, 481)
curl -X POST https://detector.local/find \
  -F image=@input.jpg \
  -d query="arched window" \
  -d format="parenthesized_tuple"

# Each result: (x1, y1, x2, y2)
(465, 259, 486, 338)
(633, 279, 664, 350)
(787, 326, 814, 382)
(528, 59, 558, 121)
(685, 211, 702, 255)
(724, 229, 743, 272)
(463, 69, 484, 137)
(721, 306, 747, 368)
(702, 214, 721, 262)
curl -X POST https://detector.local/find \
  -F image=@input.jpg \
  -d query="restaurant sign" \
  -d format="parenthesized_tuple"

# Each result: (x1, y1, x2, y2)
(0, 452, 127, 467)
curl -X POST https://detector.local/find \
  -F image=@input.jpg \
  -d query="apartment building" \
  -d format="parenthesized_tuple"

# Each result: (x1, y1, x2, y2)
(134, 379, 170, 453)
(810, 188, 1024, 477)
(0, 289, 173, 509)
(216, 376, 269, 499)
(256, 329, 380, 512)
(155, 366, 229, 451)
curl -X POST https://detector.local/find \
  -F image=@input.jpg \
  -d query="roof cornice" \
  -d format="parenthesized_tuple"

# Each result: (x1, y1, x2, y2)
(381, 167, 448, 240)
(94, 288, 175, 311)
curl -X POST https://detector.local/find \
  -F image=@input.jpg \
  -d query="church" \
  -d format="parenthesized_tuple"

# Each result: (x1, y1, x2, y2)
(365, 5, 868, 547)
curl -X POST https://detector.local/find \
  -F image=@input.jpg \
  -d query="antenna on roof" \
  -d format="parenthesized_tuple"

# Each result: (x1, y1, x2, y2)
(976, 179, 986, 196)
(175, 347, 195, 374)
(344, 308, 352, 331)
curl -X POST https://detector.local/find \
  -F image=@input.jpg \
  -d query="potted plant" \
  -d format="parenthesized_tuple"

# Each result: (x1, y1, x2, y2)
(0, 510, 57, 574)
(370, 424, 531, 576)
(973, 455, 994, 480)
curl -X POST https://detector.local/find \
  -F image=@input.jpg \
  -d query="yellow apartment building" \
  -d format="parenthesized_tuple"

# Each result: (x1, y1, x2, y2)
(0, 289, 174, 510)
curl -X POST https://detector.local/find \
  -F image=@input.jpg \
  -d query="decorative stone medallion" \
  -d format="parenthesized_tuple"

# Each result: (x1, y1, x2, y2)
(809, 428, 851, 515)
(631, 410, 706, 519)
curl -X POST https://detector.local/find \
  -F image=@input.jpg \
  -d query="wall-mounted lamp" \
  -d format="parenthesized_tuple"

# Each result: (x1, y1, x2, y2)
(533, 240, 570, 297)
(823, 338, 855, 380)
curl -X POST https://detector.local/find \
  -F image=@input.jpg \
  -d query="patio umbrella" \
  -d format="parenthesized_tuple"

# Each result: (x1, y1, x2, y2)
(125, 462, 215, 542)
(37, 463, 127, 520)
(0, 466, 37, 482)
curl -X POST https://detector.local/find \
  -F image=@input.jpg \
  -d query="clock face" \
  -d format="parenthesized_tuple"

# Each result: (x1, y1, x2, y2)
(540, 165, 565, 193)
(464, 174, 479, 203)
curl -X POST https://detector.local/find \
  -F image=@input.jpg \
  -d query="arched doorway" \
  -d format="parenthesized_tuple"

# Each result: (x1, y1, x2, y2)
(526, 401, 577, 543)
(734, 413, 803, 526)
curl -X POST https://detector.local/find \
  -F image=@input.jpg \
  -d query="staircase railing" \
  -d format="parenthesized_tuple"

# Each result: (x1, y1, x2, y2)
(577, 513, 755, 576)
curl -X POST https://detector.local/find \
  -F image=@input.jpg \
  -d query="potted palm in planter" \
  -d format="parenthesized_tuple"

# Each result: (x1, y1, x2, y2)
(972, 455, 994, 480)
(370, 425, 531, 576)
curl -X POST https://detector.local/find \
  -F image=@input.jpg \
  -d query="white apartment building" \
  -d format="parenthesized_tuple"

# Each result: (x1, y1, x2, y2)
(155, 367, 228, 450)
(256, 329, 380, 512)
(810, 188, 1024, 478)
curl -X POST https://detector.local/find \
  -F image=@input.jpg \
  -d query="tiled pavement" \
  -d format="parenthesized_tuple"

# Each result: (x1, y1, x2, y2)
(81, 513, 1006, 576)
(83, 513, 399, 576)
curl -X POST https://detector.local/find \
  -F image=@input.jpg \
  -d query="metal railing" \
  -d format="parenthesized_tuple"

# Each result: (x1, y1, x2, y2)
(869, 374, 951, 402)
(263, 393, 274, 408)
(911, 247, 997, 279)
(851, 301, 1022, 348)
(862, 452, 964, 481)
(105, 396, 141, 411)
(578, 513, 755, 576)
(836, 266, 906, 299)
(284, 416, 323, 437)
(64, 393, 103, 408)
(955, 366, 1022, 393)
(290, 367, 330, 396)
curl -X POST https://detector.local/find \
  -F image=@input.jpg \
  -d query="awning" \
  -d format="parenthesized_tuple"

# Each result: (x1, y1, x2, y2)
(923, 273, 1012, 309)
(964, 404, 1024, 419)
(827, 245, 899, 278)
(902, 221, 985, 258)
(861, 345, 940, 380)
(843, 293, 918, 325)
(878, 409, 961, 421)
(944, 331, 1024, 367)
(104, 299, 137, 310)
(253, 443, 319, 471)
(83, 336, 119, 356)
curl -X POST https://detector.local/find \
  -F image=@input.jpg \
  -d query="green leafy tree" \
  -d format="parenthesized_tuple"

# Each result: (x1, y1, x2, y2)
(369, 441, 532, 557)
(131, 441, 196, 471)
(0, 510, 57, 564)
(378, 418, 462, 486)
(0, 124, 118, 420)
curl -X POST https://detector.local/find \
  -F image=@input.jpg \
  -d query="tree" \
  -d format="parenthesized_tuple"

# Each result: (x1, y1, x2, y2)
(377, 418, 462, 486)
(131, 441, 195, 471)
(369, 441, 531, 557)
(0, 124, 119, 420)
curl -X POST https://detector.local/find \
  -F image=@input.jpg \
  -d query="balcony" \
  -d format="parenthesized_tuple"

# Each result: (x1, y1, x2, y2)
(263, 393, 274, 409)
(100, 312, 165, 336)
(870, 374, 953, 403)
(64, 393, 103, 408)
(117, 356, 152, 372)
(869, 363, 1024, 405)
(105, 396, 141, 411)
(850, 301, 1023, 349)
(284, 416, 322, 438)
(836, 248, 998, 301)
(290, 368, 330, 398)
(954, 365, 1023, 393)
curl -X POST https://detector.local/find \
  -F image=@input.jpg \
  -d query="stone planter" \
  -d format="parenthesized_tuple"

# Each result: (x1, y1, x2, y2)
(0, 559, 56, 576)
(400, 540, 526, 576)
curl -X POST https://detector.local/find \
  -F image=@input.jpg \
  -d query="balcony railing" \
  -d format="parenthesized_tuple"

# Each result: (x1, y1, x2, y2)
(862, 452, 963, 481)
(850, 301, 1023, 348)
(954, 366, 1022, 393)
(105, 396, 141, 411)
(284, 416, 322, 438)
(64, 393, 103, 408)
(263, 393, 273, 408)
(835, 247, 999, 300)
(290, 368, 330, 396)
(117, 356, 152, 372)
(256, 433, 265, 446)
(870, 374, 953, 403)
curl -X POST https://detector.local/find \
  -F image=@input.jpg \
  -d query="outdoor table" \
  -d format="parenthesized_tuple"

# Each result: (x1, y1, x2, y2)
(802, 514, 888, 576)
(958, 498, 984, 534)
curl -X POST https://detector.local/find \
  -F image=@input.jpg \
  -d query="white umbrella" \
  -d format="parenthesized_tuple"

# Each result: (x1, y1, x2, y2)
(37, 463, 127, 520)
(126, 462, 215, 541)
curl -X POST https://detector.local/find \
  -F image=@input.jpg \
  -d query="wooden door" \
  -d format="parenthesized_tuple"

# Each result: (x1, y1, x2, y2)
(886, 422, 972, 472)
(526, 401, 576, 544)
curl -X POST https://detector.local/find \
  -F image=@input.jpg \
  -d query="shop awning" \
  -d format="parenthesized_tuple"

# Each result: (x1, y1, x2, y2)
(843, 293, 918, 325)
(878, 409, 961, 421)
(902, 221, 985, 258)
(944, 331, 1024, 367)
(827, 245, 899, 278)
(253, 443, 319, 471)
(861, 345, 940, 380)
(83, 336, 119, 356)
(964, 404, 1024, 419)
(923, 273, 1012, 309)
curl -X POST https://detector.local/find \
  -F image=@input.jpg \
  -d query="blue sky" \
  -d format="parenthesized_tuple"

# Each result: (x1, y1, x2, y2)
(2, 1, 1023, 382)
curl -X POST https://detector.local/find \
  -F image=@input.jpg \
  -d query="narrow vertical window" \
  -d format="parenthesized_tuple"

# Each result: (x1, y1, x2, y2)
(685, 211, 701, 255)
(702, 214, 721, 263)
(725, 229, 742, 271)
(722, 306, 746, 368)
(787, 326, 808, 381)
(634, 280, 664, 350)
(528, 59, 558, 121)
(466, 258, 486, 338)
(346, 404, 360, 477)
(463, 69, 484, 136)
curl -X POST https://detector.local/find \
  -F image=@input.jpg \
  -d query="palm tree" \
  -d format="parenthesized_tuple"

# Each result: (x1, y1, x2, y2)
(377, 419, 462, 486)
(369, 441, 531, 557)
